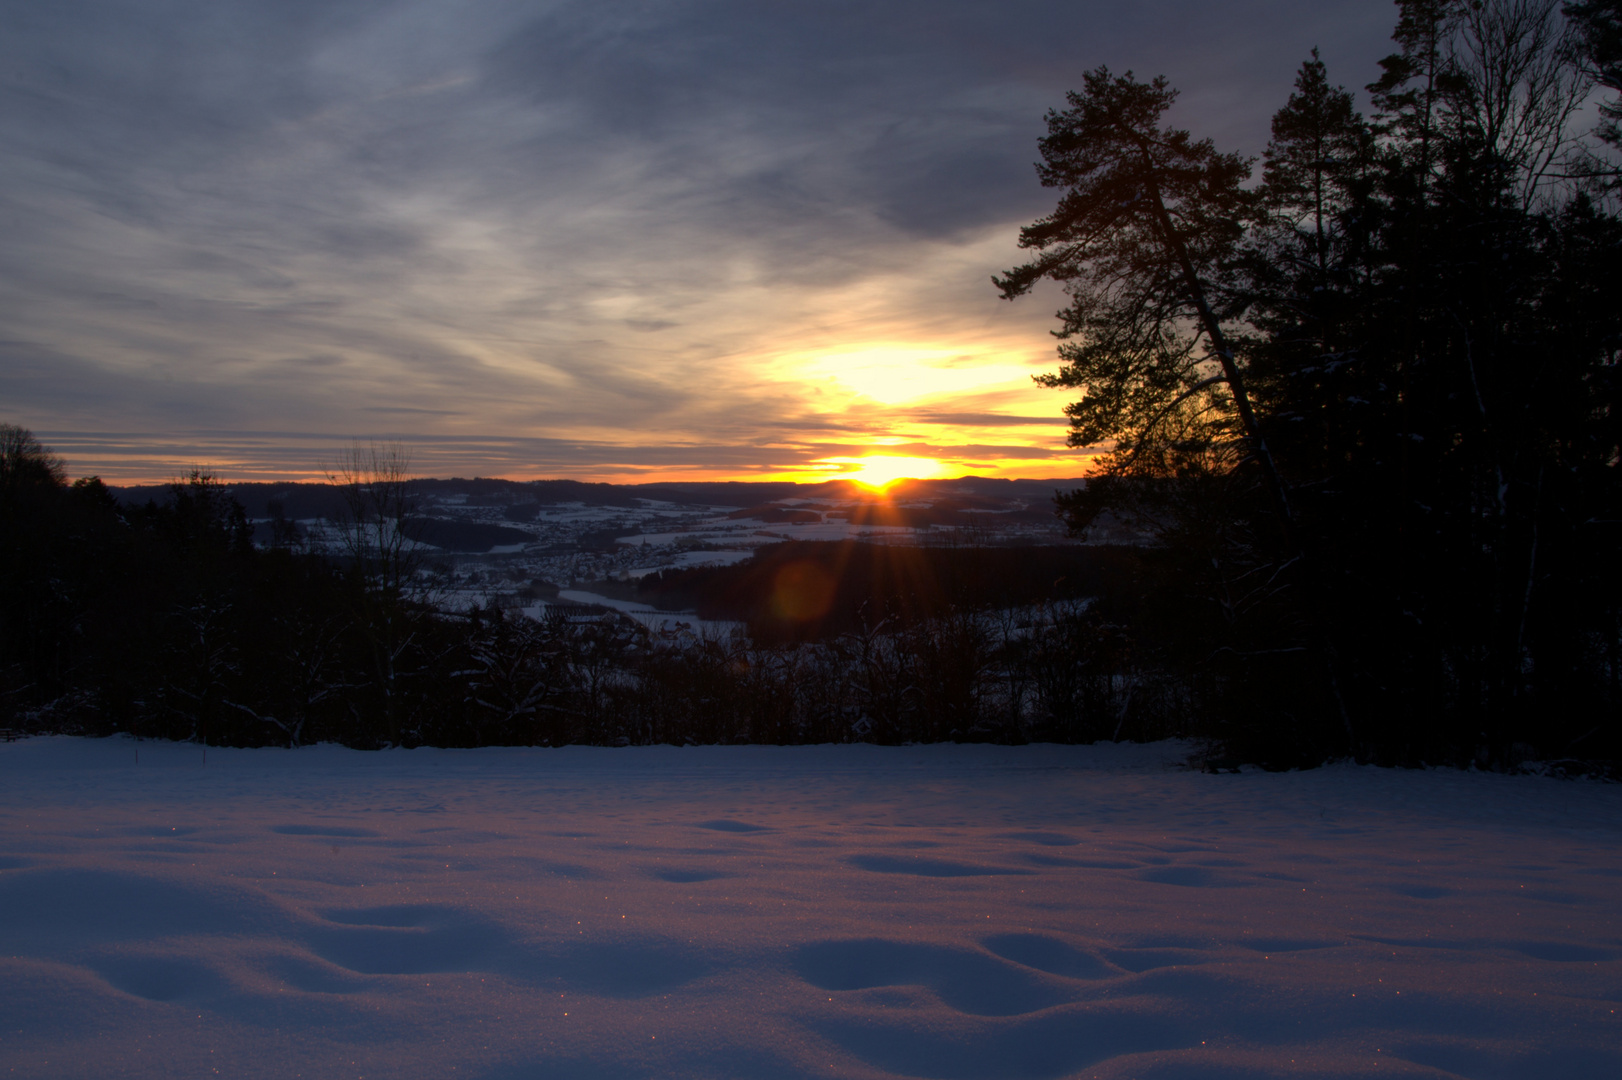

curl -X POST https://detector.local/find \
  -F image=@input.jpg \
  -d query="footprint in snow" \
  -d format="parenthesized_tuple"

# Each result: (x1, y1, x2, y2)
(310, 904, 717, 997)
(1236, 937, 1340, 953)
(306, 904, 505, 976)
(812, 1005, 1194, 1080)
(1017, 852, 1140, 869)
(649, 867, 729, 883)
(1508, 940, 1617, 963)
(847, 854, 1033, 878)
(0, 867, 284, 954)
(1133, 865, 1236, 887)
(981, 933, 1121, 980)
(993, 830, 1080, 847)
(87, 953, 228, 1003)
(695, 819, 771, 833)
(793, 938, 1073, 1017)
(271, 824, 381, 838)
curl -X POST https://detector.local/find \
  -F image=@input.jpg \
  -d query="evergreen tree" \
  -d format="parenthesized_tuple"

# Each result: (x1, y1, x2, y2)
(992, 68, 1295, 554)
(1004, 2, 1622, 764)
(1566, 0, 1622, 153)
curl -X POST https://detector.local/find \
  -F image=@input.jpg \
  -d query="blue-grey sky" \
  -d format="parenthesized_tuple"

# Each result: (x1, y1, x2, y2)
(1, 0, 1400, 482)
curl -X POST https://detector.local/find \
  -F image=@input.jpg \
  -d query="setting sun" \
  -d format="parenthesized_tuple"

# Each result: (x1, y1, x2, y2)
(822, 455, 945, 490)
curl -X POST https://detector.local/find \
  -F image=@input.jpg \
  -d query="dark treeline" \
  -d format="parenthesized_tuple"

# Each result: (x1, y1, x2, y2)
(637, 541, 1137, 642)
(996, 0, 1622, 767)
(0, 428, 1167, 748)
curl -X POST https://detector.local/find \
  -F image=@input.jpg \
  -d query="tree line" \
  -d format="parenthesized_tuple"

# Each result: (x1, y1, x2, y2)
(0, 427, 1174, 748)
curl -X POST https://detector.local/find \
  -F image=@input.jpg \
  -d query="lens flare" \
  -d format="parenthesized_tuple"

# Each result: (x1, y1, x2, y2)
(769, 560, 837, 621)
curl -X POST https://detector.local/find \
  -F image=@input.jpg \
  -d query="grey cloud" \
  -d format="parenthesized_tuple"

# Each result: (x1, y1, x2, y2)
(1, 0, 1400, 480)
(480, 0, 1392, 241)
(32, 428, 866, 478)
(0, 0, 359, 184)
(315, 222, 424, 261)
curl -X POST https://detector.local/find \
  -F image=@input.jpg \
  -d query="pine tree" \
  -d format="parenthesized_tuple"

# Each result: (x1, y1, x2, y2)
(1003, 4, 1622, 764)
(992, 67, 1295, 553)
(1566, 0, 1622, 167)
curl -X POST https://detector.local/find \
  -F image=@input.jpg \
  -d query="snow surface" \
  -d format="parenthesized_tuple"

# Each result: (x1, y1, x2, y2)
(527, 591, 744, 637)
(1, 738, 1619, 1079)
(626, 550, 757, 575)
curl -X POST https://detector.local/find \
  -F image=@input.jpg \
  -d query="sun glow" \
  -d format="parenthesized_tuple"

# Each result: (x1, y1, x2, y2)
(820, 455, 945, 490)
(786, 347, 1042, 407)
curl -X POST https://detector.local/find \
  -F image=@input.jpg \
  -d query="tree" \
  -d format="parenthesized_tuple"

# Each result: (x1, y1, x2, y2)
(993, 67, 1297, 554)
(0, 424, 66, 498)
(328, 441, 421, 600)
(1243, 53, 1381, 488)
(1566, 0, 1622, 153)
(1258, 50, 1375, 296)
(994, 67, 1361, 762)
(326, 441, 431, 745)
(1349, 1, 1620, 758)
(159, 468, 253, 558)
(1005, 4, 1621, 765)
(453, 603, 570, 746)
(1369, 0, 1468, 198)
(0, 426, 69, 719)
(1452, 0, 1591, 207)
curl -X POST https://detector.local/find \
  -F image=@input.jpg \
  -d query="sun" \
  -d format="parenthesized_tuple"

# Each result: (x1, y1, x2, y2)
(826, 455, 945, 491)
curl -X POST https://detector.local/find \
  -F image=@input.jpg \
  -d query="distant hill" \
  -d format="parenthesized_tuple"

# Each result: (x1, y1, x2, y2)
(111, 475, 1089, 517)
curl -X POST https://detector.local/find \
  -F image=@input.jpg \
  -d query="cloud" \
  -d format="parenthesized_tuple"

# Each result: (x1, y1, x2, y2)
(1, 0, 1398, 481)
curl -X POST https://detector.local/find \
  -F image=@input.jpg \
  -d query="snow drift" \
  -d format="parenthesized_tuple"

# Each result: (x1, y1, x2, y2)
(0, 738, 1617, 1078)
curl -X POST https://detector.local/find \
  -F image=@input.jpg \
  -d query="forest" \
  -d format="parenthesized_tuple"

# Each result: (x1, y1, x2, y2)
(1, 0, 1618, 769)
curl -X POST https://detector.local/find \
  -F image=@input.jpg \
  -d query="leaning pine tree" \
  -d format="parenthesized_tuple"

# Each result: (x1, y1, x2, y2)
(994, 67, 1350, 763)
(994, 69, 1290, 549)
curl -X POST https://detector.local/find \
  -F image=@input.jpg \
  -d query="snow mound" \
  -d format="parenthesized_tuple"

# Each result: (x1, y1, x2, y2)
(0, 738, 1618, 1078)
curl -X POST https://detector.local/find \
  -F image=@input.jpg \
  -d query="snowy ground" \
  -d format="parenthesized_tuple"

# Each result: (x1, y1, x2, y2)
(523, 590, 745, 637)
(1, 739, 1618, 1079)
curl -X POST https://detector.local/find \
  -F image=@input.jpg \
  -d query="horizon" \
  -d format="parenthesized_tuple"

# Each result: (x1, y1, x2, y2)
(98, 465, 1093, 495)
(39, 436, 1099, 489)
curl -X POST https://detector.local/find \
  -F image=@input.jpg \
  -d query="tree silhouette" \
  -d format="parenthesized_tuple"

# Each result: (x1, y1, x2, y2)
(1004, 3, 1622, 764)
(993, 68, 1297, 555)
(1567, 0, 1622, 156)
(0, 424, 66, 496)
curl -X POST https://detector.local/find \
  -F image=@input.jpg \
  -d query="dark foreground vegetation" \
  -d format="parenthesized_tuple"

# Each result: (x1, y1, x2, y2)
(991, 0, 1622, 768)
(3, 1, 1620, 768)
(0, 422, 1167, 746)
(0, 432, 1170, 750)
(0, 418, 1609, 769)
(635, 541, 1139, 642)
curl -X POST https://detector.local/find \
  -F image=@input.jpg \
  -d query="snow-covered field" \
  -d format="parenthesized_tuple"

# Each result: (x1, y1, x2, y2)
(2, 739, 1618, 1079)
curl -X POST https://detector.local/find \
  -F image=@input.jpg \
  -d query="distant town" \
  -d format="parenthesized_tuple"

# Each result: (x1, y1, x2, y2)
(110, 475, 1108, 629)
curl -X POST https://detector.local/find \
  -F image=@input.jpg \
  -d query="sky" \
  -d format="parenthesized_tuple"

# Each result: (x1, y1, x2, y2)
(1, 0, 1401, 484)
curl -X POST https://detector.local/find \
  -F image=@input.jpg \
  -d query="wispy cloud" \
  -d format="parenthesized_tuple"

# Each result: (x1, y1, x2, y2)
(2, 0, 1395, 481)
